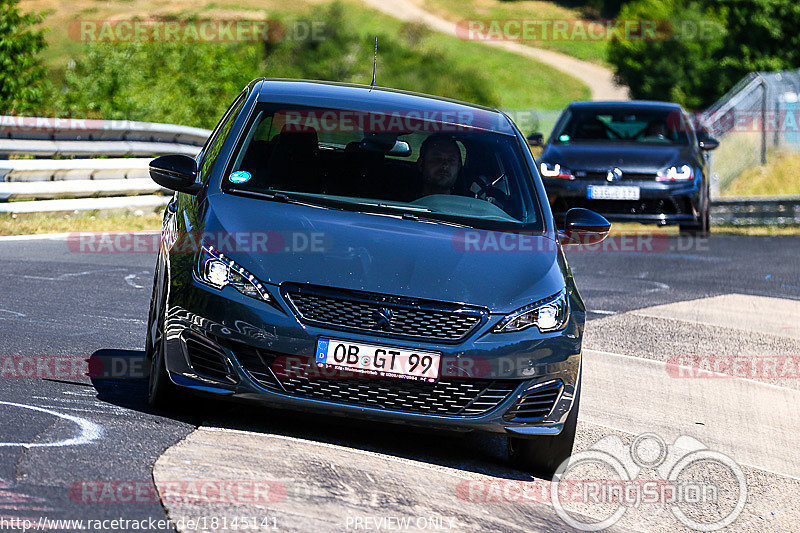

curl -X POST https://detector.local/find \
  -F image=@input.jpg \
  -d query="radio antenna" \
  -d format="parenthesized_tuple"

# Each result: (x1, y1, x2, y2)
(370, 37, 378, 91)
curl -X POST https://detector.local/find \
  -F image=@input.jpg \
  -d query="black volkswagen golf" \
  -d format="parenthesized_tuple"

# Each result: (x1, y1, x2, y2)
(146, 78, 611, 476)
(533, 101, 718, 235)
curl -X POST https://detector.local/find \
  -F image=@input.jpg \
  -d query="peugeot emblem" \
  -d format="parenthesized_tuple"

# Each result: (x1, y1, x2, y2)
(373, 307, 393, 330)
(606, 167, 623, 182)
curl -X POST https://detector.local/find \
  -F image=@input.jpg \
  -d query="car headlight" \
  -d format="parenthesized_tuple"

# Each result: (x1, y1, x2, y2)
(196, 243, 271, 302)
(492, 290, 569, 333)
(539, 161, 574, 180)
(656, 164, 693, 181)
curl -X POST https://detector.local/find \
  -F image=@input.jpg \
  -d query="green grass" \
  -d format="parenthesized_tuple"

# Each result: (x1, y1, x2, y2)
(607, 222, 800, 236)
(723, 151, 800, 197)
(421, 0, 610, 65)
(0, 211, 163, 236)
(343, 3, 589, 110)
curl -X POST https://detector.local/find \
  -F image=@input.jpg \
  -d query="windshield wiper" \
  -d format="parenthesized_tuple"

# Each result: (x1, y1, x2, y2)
(228, 188, 328, 207)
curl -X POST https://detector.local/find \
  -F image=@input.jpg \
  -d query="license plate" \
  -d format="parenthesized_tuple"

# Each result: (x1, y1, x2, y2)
(587, 185, 640, 200)
(315, 338, 440, 382)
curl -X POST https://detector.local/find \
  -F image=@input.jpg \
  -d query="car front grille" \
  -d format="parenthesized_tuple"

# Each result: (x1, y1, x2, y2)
(576, 171, 657, 181)
(552, 197, 691, 216)
(230, 345, 519, 417)
(282, 284, 485, 342)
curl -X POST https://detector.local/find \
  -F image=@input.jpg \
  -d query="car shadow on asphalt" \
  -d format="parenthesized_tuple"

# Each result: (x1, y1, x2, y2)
(88, 348, 537, 482)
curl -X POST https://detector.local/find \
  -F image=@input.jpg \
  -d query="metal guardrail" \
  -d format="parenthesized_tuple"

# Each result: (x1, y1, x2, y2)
(711, 196, 800, 226)
(0, 158, 152, 181)
(0, 116, 210, 213)
(0, 139, 200, 158)
(0, 116, 210, 144)
(0, 195, 171, 214)
(0, 179, 167, 201)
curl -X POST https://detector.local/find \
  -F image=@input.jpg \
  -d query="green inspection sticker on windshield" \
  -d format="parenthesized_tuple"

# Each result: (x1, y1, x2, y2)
(229, 170, 252, 183)
(559, 134, 570, 142)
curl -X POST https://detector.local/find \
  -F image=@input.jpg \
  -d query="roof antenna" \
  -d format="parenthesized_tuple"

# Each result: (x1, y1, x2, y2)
(370, 36, 378, 91)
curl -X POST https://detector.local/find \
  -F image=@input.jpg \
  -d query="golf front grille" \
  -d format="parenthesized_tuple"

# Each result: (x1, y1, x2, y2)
(282, 284, 484, 342)
(231, 346, 518, 417)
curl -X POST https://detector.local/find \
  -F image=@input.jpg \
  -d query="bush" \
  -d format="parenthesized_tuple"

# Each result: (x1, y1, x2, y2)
(56, 42, 261, 128)
(0, 0, 48, 113)
(263, 3, 500, 107)
(55, 2, 500, 128)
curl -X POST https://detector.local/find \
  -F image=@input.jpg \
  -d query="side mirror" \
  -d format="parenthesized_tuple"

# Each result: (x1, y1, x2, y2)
(697, 133, 719, 150)
(150, 154, 201, 195)
(526, 132, 544, 147)
(558, 208, 611, 245)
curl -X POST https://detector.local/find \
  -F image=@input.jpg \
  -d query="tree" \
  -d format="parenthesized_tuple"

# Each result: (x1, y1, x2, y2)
(0, 0, 48, 113)
(712, 0, 800, 93)
(609, 0, 800, 109)
(608, 0, 725, 109)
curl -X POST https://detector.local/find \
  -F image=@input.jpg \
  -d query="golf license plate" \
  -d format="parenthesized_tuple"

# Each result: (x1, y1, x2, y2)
(587, 185, 640, 200)
(315, 338, 440, 381)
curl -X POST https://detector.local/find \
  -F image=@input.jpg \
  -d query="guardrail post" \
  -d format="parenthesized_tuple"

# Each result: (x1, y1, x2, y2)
(760, 76, 768, 165)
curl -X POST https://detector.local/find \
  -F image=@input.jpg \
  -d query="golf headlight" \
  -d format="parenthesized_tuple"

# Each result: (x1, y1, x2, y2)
(539, 162, 574, 180)
(493, 290, 569, 333)
(197, 243, 270, 302)
(656, 164, 693, 181)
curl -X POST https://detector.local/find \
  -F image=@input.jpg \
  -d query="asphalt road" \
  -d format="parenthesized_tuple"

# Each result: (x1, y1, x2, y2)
(0, 233, 797, 531)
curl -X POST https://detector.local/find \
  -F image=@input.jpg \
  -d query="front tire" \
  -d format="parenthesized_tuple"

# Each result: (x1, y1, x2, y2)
(508, 381, 580, 479)
(679, 196, 710, 237)
(146, 259, 184, 409)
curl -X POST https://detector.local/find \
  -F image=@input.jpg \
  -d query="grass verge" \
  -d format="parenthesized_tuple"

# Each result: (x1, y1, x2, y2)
(607, 222, 800, 236)
(723, 151, 800, 197)
(0, 211, 163, 236)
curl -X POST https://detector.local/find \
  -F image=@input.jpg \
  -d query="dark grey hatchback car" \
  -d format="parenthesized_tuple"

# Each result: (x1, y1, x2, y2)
(146, 78, 610, 476)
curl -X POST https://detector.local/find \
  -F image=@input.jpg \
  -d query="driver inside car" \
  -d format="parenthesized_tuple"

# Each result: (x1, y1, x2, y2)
(412, 133, 510, 211)
(416, 134, 462, 197)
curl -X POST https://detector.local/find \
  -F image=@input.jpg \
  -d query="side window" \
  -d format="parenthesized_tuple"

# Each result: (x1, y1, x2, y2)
(197, 92, 247, 184)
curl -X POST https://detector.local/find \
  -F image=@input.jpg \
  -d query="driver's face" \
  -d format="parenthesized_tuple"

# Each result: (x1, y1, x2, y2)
(420, 142, 461, 191)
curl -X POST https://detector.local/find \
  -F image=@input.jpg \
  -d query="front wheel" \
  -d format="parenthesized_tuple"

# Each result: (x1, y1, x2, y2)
(508, 381, 580, 479)
(147, 333, 184, 409)
(146, 263, 184, 409)
(679, 198, 710, 237)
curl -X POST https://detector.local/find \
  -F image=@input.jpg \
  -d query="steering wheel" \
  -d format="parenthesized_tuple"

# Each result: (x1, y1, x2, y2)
(468, 174, 510, 209)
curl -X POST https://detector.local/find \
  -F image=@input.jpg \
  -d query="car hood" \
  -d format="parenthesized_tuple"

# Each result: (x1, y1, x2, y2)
(202, 193, 566, 314)
(541, 143, 695, 173)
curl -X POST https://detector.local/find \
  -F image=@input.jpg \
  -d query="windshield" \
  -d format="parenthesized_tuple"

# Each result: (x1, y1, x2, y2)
(551, 107, 690, 145)
(221, 104, 542, 231)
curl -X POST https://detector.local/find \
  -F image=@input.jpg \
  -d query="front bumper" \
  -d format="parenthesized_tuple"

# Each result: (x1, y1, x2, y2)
(545, 178, 702, 226)
(160, 274, 584, 438)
